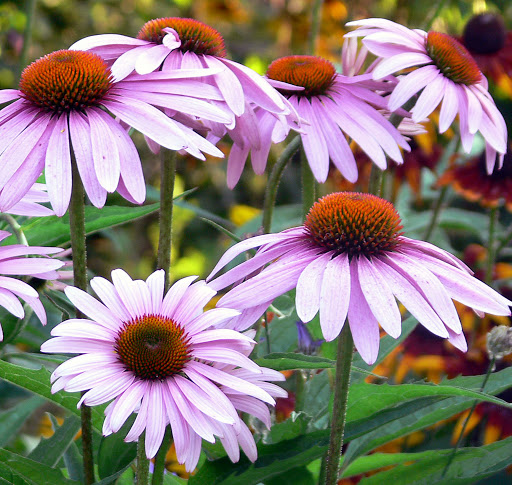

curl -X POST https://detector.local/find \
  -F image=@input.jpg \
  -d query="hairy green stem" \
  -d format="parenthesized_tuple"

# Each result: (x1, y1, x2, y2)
(324, 323, 354, 485)
(0, 214, 28, 245)
(137, 434, 150, 485)
(308, 0, 325, 54)
(69, 158, 94, 485)
(485, 207, 498, 285)
(262, 135, 301, 233)
(152, 427, 172, 485)
(368, 165, 383, 197)
(18, 0, 37, 80)
(301, 147, 317, 220)
(157, 149, 177, 291)
(496, 223, 512, 256)
(441, 357, 495, 478)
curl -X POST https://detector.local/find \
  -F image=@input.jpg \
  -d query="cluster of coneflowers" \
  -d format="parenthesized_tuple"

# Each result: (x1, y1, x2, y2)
(0, 13, 510, 482)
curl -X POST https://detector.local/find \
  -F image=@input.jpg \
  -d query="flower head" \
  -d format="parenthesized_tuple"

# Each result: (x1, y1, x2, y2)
(436, 146, 512, 210)
(0, 230, 64, 340)
(0, 49, 225, 216)
(345, 18, 508, 173)
(207, 192, 511, 365)
(461, 13, 512, 84)
(265, 54, 410, 183)
(41, 269, 285, 471)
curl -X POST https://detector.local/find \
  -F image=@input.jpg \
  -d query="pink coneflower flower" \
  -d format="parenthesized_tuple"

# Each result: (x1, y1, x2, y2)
(0, 230, 64, 340)
(41, 269, 285, 471)
(207, 192, 512, 365)
(0, 49, 226, 216)
(345, 18, 508, 173)
(70, 17, 293, 120)
(264, 55, 410, 183)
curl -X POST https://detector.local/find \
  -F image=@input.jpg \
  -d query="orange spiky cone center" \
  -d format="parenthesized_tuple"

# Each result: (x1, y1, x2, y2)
(19, 50, 113, 114)
(426, 31, 482, 85)
(266, 55, 336, 97)
(137, 17, 226, 57)
(115, 315, 191, 380)
(304, 192, 403, 258)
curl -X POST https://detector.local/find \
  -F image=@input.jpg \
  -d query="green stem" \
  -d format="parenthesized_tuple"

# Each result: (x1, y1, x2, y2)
(18, 0, 37, 81)
(69, 157, 94, 485)
(485, 207, 498, 285)
(308, 0, 325, 54)
(368, 165, 383, 197)
(264, 312, 271, 354)
(137, 434, 150, 485)
(423, 186, 448, 242)
(441, 357, 495, 478)
(324, 323, 354, 485)
(496, 223, 512, 256)
(301, 146, 317, 221)
(0, 214, 28, 245)
(152, 428, 172, 485)
(157, 149, 177, 291)
(295, 370, 306, 413)
(262, 135, 301, 233)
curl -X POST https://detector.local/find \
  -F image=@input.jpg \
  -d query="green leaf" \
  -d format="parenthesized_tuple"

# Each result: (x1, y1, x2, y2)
(11, 203, 160, 247)
(63, 440, 83, 482)
(0, 448, 79, 485)
(266, 466, 315, 485)
(0, 360, 104, 433)
(97, 416, 137, 479)
(0, 395, 44, 447)
(28, 414, 81, 467)
(254, 352, 335, 371)
(264, 412, 312, 444)
(342, 367, 512, 469)
(357, 436, 512, 484)
(190, 430, 329, 485)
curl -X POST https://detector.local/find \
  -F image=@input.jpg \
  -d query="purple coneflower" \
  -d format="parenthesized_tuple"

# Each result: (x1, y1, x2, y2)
(207, 192, 512, 365)
(70, 17, 301, 187)
(264, 55, 410, 183)
(346, 18, 508, 173)
(5, 183, 54, 217)
(0, 230, 63, 340)
(0, 49, 226, 216)
(41, 269, 285, 470)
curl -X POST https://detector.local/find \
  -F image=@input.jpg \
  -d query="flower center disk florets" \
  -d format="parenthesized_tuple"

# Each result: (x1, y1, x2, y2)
(115, 315, 191, 380)
(266, 55, 336, 97)
(137, 17, 226, 57)
(463, 13, 507, 55)
(304, 192, 403, 258)
(19, 50, 113, 113)
(426, 31, 482, 85)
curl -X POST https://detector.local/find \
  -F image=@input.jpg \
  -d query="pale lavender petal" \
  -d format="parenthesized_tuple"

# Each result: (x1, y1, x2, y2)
(227, 143, 250, 189)
(64, 286, 123, 330)
(0, 258, 63, 275)
(438, 80, 459, 133)
(50, 319, 117, 340)
(372, 52, 432, 79)
(79, 372, 135, 407)
(0, 277, 38, 297)
(173, 281, 216, 324)
(111, 45, 153, 81)
(0, 288, 24, 318)
(463, 85, 483, 135)
(109, 381, 147, 433)
(146, 270, 165, 314)
(187, 308, 241, 335)
(89, 276, 131, 322)
(87, 108, 121, 192)
(296, 252, 331, 322)
(41, 337, 112, 354)
(192, 345, 261, 372)
(110, 269, 143, 319)
(45, 114, 71, 216)
(447, 329, 468, 352)
(0, 89, 20, 103)
(236, 421, 258, 462)
(69, 111, 107, 208)
(205, 56, 245, 116)
(135, 44, 171, 74)
(143, 383, 167, 458)
(388, 65, 439, 112)
(373, 258, 449, 337)
(411, 74, 446, 122)
(23, 295, 46, 325)
(160, 275, 198, 316)
(358, 256, 402, 338)
(347, 259, 380, 365)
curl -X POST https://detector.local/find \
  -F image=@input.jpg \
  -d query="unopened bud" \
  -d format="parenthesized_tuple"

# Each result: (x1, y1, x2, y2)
(487, 325, 512, 362)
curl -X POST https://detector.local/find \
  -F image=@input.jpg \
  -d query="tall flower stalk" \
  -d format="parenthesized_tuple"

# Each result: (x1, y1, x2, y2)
(68, 157, 94, 484)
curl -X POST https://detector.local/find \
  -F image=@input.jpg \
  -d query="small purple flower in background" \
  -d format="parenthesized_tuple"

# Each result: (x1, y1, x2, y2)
(264, 54, 410, 183)
(4, 183, 54, 217)
(346, 18, 508, 173)
(0, 49, 226, 216)
(0, 230, 64, 340)
(207, 192, 512, 365)
(41, 269, 285, 471)
(296, 321, 323, 355)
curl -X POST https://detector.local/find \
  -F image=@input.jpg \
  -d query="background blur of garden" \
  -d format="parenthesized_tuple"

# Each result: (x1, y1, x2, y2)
(2, 1, 512, 482)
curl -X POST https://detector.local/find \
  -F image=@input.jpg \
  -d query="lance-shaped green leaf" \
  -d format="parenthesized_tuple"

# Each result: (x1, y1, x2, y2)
(0, 448, 79, 485)
(0, 360, 104, 433)
(0, 395, 44, 447)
